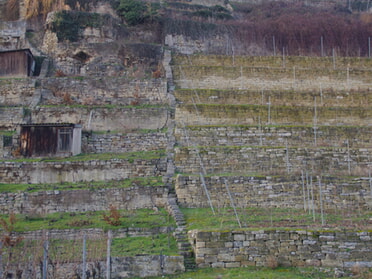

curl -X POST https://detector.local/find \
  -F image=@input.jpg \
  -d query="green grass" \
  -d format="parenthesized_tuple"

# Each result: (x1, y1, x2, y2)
(1, 208, 175, 232)
(0, 177, 163, 193)
(138, 266, 340, 279)
(7, 234, 178, 264)
(0, 150, 166, 163)
(112, 234, 178, 256)
(181, 207, 372, 231)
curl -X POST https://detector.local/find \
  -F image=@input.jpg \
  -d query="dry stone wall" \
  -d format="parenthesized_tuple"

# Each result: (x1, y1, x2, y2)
(7, 255, 184, 279)
(173, 65, 372, 91)
(189, 229, 372, 269)
(175, 104, 372, 126)
(175, 175, 372, 210)
(0, 107, 26, 129)
(0, 79, 36, 106)
(175, 88, 371, 108)
(173, 55, 372, 69)
(175, 126, 372, 148)
(175, 146, 370, 176)
(82, 131, 167, 153)
(18, 227, 173, 240)
(40, 77, 169, 106)
(0, 186, 168, 214)
(0, 158, 167, 184)
(30, 106, 169, 131)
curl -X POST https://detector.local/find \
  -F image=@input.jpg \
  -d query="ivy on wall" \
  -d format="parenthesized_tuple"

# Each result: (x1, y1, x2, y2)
(51, 11, 107, 42)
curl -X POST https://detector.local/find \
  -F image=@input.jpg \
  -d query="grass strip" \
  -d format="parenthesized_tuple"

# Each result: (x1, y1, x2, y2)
(1, 208, 175, 232)
(0, 177, 163, 193)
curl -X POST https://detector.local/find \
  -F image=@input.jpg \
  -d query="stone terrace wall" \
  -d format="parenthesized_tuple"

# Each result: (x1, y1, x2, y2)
(0, 106, 169, 131)
(7, 255, 184, 279)
(0, 79, 36, 106)
(31, 106, 169, 131)
(82, 131, 167, 153)
(40, 78, 169, 106)
(173, 55, 372, 69)
(175, 126, 372, 148)
(175, 175, 372, 210)
(174, 88, 371, 108)
(188, 229, 372, 269)
(0, 186, 169, 214)
(175, 104, 371, 126)
(0, 107, 26, 129)
(18, 227, 173, 240)
(0, 158, 166, 184)
(173, 66, 372, 91)
(175, 146, 371, 176)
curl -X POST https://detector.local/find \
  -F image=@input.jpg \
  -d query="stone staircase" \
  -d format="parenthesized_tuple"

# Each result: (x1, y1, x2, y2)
(167, 193, 196, 270)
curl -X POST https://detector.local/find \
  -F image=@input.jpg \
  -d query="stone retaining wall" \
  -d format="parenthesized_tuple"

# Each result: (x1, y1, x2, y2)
(173, 55, 372, 69)
(82, 131, 167, 153)
(18, 227, 174, 240)
(173, 66, 372, 91)
(175, 175, 372, 210)
(40, 77, 169, 106)
(175, 126, 372, 148)
(0, 158, 167, 184)
(174, 88, 371, 108)
(0, 79, 36, 106)
(7, 255, 184, 279)
(175, 104, 372, 126)
(31, 106, 170, 131)
(175, 146, 371, 176)
(0, 107, 25, 129)
(188, 229, 372, 269)
(0, 186, 169, 214)
(0, 105, 170, 131)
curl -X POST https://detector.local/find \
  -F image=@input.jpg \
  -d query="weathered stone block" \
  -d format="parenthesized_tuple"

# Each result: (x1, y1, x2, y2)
(234, 234, 245, 241)
(225, 262, 241, 268)
(196, 241, 205, 248)
(218, 254, 235, 262)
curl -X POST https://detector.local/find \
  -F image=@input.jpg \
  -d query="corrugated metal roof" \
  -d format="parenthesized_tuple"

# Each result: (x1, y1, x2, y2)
(0, 49, 33, 56)
(20, 123, 77, 127)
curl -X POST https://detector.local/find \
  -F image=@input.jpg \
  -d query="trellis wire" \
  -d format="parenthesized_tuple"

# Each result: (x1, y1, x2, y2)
(224, 179, 242, 228)
(318, 176, 325, 226)
(301, 170, 306, 212)
(310, 175, 316, 222)
(313, 96, 317, 146)
(82, 234, 87, 279)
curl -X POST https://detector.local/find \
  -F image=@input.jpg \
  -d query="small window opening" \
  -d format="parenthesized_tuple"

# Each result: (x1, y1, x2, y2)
(73, 51, 91, 63)
(58, 128, 72, 152)
(3, 136, 12, 147)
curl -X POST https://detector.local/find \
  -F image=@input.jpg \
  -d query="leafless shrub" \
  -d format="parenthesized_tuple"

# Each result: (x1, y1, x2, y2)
(266, 255, 279, 269)
(5, 0, 19, 21)
(102, 205, 121, 226)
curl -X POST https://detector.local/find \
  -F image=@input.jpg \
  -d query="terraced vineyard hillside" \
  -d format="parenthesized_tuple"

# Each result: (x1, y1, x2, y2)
(171, 54, 372, 270)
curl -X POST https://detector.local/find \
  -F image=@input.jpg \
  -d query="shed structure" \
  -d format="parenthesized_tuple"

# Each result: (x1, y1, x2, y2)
(0, 49, 35, 77)
(20, 123, 82, 157)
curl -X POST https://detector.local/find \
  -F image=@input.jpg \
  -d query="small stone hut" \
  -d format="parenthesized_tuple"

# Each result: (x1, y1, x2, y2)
(20, 123, 82, 157)
(0, 49, 35, 77)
